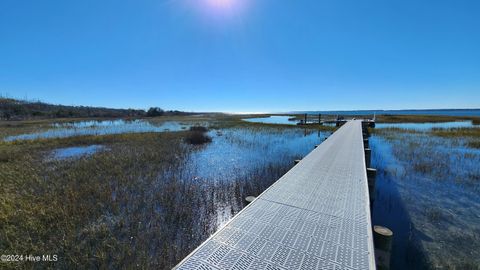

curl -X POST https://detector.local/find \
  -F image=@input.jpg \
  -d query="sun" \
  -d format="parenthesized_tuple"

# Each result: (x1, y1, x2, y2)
(205, 0, 236, 9)
(188, 0, 250, 21)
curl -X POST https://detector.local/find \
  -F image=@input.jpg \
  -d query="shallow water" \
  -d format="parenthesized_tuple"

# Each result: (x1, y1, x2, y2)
(52, 145, 105, 159)
(242, 116, 298, 125)
(4, 119, 191, 141)
(182, 127, 329, 227)
(370, 130, 480, 269)
(376, 121, 475, 131)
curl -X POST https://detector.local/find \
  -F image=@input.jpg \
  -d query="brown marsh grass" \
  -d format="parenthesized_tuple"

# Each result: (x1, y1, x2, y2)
(0, 119, 312, 269)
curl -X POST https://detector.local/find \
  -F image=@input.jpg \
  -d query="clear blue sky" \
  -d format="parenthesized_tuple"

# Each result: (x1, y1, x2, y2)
(1, 0, 479, 112)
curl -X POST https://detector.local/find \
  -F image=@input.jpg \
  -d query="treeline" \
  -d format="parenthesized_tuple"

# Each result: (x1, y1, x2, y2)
(0, 98, 192, 120)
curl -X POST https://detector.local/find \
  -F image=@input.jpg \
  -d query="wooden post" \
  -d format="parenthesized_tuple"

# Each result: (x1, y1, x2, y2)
(318, 114, 322, 125)
(364, 139, 369, 149)
(373, 226, 393, 270)
(245, 196, 256, 204)
(304, 114, 307, 124)
(314, 145, 319, 149)
(365, 148, 371, 168)
(367, 168, 376, 202)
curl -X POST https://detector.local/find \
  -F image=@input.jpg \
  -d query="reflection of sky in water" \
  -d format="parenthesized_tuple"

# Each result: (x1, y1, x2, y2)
(370, 131, 480, 269)
(5, 120, 191, 141)
(185, 128, 327, 182)
(242, 116, 298, 125)
(51, 145, 105, 160)
(376, 121, 474, 131)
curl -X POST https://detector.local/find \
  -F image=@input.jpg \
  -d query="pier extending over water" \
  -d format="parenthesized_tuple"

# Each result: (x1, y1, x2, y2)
(176, 120, 377, 270)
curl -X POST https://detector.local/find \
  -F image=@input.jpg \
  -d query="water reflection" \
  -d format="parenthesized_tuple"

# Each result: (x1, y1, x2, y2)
(183, 127, 329, 227)
(370, 130, 480, 269)
(5, 120, 191, 141)
(52, 145, 106, 160)
(242, 116, 298, 125)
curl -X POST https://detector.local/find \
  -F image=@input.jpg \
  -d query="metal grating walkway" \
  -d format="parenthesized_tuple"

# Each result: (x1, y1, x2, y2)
(175, 120, 376, 270)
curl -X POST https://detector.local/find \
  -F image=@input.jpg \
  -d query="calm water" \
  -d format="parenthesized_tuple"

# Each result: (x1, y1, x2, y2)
(243, 117, 477, 131)
(52, 145, 106, 160)
(242, 116, 298, 125)
(376, 121, 475, 131)
(182, 127, 329, 227)
(296, 109, 480, 117)
(4, 119, 192, 141)
(370, 130, 480, 269)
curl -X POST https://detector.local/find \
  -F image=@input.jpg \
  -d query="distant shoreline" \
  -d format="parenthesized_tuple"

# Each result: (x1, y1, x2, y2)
(287, 109, 480, 117)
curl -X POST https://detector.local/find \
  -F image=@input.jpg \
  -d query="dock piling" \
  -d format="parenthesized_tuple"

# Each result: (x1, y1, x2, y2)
(373, 225, 393, 270)
(245, 196, 256, 204)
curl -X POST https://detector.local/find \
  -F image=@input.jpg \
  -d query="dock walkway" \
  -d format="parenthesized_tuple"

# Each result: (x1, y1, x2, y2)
(176, 120, 376, 270)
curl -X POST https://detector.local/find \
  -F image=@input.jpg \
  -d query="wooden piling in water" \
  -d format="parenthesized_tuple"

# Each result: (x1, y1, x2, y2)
(304, 114, 307, 124)
(245, 196, 256, 204)
(373, 225, 393, 270)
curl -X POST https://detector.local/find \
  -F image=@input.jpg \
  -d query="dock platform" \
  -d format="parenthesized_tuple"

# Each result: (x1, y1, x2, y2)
(175, 120, 376, 270)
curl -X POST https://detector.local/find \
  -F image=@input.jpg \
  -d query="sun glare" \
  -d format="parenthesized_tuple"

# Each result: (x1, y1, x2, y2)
(196, 0, 248, 18)
(206, 0, 235, 9)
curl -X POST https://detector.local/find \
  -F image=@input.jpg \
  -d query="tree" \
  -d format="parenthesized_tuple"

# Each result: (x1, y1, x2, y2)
(146, 107, 164, 117)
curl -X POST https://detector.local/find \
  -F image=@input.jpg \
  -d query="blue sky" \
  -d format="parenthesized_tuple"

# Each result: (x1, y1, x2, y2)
(1, 0, 479, 112)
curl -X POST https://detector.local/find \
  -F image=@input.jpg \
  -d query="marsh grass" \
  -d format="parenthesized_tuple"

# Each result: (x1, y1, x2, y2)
(1, 132, 202, 269)
(0, 118, 322, 269)
(372, 129, 480, 269)
(376, 114, 480, 123)
(185, 126, 212, 145)
(431, 127, 480, 150)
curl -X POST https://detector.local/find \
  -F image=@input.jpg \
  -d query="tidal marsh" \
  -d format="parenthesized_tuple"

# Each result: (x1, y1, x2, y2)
(0, 118, 328, 269)
(371, 125, 480, 269)
(2, 115, 480, 269)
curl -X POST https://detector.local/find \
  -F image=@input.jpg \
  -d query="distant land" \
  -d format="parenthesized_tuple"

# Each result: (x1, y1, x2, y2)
(2, 98, 480, 121)
(290, 109, 480, 117)
(0, 98, 193, 120)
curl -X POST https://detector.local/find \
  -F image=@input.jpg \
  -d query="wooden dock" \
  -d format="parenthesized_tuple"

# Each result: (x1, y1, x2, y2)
(175, 120, 376, 270)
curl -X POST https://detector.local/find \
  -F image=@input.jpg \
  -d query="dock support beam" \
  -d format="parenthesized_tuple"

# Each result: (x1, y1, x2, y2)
(364, 139, 369, 148)
(373, 226, 393, 270)
(367, 168, 376, 202)
(365, 148, 371, 168)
